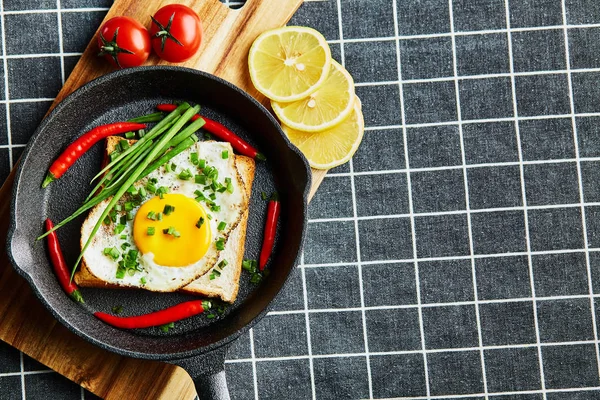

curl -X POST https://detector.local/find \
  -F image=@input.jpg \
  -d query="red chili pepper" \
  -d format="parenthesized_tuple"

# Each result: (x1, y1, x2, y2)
(42, 122, 147, 188)
(259, 192, 280, 271)
(156, 104, 265, 161)
(45, 219, 84, 303)
(94, 300, 212, 329)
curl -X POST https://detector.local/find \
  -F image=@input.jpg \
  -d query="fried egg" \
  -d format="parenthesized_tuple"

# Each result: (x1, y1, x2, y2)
(80, 141, 247, 292)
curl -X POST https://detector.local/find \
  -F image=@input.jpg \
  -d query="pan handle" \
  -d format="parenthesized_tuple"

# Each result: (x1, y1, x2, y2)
(169, 346, 230, 400)
(194, 370, 230, 400)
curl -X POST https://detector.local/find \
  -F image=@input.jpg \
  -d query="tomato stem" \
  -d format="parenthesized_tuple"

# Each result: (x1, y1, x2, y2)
(97, 27, 135, 69)
(150, 13, 183, 52)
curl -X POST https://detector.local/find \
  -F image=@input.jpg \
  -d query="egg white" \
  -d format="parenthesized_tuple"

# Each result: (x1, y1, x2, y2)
(80, 141, 247, 292)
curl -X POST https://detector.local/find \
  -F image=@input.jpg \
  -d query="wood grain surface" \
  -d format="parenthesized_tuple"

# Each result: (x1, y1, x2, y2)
(0, 0, 327, 398)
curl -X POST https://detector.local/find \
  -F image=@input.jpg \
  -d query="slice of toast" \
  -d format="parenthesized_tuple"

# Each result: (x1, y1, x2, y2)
(74, 136, 255, 303)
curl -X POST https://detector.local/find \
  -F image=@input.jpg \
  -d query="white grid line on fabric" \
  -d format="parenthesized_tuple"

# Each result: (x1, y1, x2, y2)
(1, 52, 82, 58)
(307, 201, 600, 223)
(0, 0, 13, 169)
(299, 251, 317, 400)
(561, 0, 600, 380)
(19, 352, 25, 399)
(327, 22, 600, 43)
(300, 246, 600, 268)
(55, 0, 65, 85)
(265, 292, 600, 314)
(326, 157, 600, 178)
(391, 0, 431, 396)
(362, 111, 600, 130)
(447, 0, 489, 395)
(248, 327, 259, 400)
(355, 67, 600, 86)
(224, 339, 600, 362)
(0, 370, 54, 378)
(504, 2, 547, 394)
(335, 0, 374, 396)
(0, 7, 109, 15)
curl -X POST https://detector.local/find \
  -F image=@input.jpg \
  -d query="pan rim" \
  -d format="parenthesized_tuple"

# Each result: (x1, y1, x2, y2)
(6, 65, 311, 360)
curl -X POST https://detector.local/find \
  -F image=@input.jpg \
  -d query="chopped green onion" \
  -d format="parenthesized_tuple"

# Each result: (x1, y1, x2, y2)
(147, 227, 155, 236)
(126, 211, 134, 221)
(163, 204, 175, 215)
(114, 204, 122, 212)
(125, 131, 135, 139)
(226, 181, 234, 194)
(140, 277, 147, 285)
(217, 221, 226, 231)
(120, 215, 127, 225)
(178, 169, 193, 180)
(112, 305, 123, 314)
(250, 273, 263, 284)
(120, 234, 127, 240)
(121, 242, 130, 250)
(261, 192, 268, 200)
(109, 151, 120, 162)
(196, 217, 205, 228)
(198, 159, 206, 169)
(149, 177, 158, 184)
(157, 186, 168, 199)
(207, 214, 213, 220)
(138, 187, 147, 197)
(190, 152, 199, 165)
(218, 259, 228, 268)
(209, 269, 221, 280)
(115, 268, 125, 279)
(211, 204, 221, 212)
(206, 313, 216, 319)
(119, 139, 130, 151)
(157, 212, 163, 221)
(103, 216, 111, 225)
(147, 211, 157, 220)
(160, 322, 175, 333)
(146, 182, 157, 194)
(104, 247, 120, 260)
(171, 163, 177, 172)
(163, 226, 180, 238)
(124, 202, 134, 211)
(222, 150, 229, 159)
(209, 193, 217, 200)
(215, 238, 225, 250)
(138, 129, 146, 138)
(195, 175, 206, 185)
(114, 224, 126, 235)
(204, 132, 213, 140)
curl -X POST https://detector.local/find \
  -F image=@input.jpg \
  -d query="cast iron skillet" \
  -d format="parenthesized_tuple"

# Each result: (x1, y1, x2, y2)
(7, 66, 311, 399)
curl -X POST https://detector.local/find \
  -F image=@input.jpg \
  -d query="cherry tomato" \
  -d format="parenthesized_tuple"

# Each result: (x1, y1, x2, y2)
(150, 4, 203, 63)
(98, 16, 151, 69)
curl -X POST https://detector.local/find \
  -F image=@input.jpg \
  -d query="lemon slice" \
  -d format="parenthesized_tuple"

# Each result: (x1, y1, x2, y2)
(271, 61, 355, 132)
(282, 100, 364, 169)
(248, 26, 332, 102)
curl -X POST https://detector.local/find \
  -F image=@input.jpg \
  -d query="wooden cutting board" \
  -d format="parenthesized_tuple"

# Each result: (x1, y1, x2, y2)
(0, 0, 327, 398)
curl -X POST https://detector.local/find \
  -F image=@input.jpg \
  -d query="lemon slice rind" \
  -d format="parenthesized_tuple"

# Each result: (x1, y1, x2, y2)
(248, 26, 332, 103)
(271, 60, 356, 132)
(282, 100, 365, 169)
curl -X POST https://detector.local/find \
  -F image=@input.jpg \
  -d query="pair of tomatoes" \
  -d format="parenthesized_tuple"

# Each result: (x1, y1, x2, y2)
(98, 4, 203, 68)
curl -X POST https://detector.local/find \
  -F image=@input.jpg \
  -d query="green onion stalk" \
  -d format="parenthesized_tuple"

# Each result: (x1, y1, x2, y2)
(71, 105, 201, 279)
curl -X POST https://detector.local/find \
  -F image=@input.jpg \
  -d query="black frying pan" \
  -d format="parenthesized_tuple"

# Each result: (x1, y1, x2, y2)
(7, 66, 311, 399)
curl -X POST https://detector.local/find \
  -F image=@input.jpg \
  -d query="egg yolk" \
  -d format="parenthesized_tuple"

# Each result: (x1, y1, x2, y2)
(133, 194, 211, 267)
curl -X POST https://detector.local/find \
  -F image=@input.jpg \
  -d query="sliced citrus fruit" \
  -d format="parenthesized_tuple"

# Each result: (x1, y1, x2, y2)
(282, 100, 364, 169)
(271, 60, 355, 132)
(248, 26, 332, 102)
